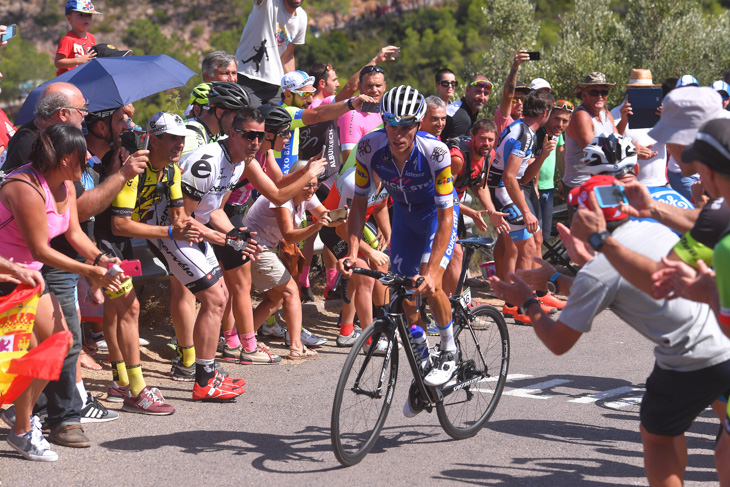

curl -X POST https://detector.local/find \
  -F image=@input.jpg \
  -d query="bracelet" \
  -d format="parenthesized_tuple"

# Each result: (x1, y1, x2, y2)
(300, 167, 307, 175)
(347, 98, 355, 111)
(521, 297, 541, 312)
(92, 252, 105, 267)
(168, 225, 174, 240)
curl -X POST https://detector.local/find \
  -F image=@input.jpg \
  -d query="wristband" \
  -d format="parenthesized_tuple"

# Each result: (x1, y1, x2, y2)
(93, 252, 105, 267)
(347, 98, 355, 111)
(168, 225, 174, 240)
(521, 297, 541, 312)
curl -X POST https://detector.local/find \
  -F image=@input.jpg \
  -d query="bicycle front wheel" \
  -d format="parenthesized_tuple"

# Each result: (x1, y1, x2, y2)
(436, 305, 509, 439)
(331, 320, 399, 466)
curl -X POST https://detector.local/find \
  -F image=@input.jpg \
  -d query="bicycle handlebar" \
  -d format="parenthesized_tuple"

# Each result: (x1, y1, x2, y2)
(342, 259, 424, 292)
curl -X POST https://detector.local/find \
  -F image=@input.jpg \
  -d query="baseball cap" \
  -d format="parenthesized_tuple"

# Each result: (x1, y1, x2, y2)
(88, 43, 132, 58)
(647, 87, 724, 145)
(711, 80, 730, 99)
(515, 81, 532, 94)
(676, 74, 699, 88)
(567, 175, 630, 222)
(529, 78, 552, 91)
(147, 112, 188, 137)
(65, 0, 102, 15)
(682, 118, 730, 175)
(281, 70, 315, 92)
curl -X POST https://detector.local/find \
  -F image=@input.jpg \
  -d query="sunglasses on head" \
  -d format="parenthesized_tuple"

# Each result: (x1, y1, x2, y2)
(587, 89, 610, 97)
(361, 65, 385, 76)
(469, 80, 493, 91)
(234, 128, 265, 141)
(439, 80, 458, 88)
(553, 100, 575, 112)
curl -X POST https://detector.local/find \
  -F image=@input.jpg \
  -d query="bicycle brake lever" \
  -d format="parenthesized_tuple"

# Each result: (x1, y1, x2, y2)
(332, 274, 350, 304)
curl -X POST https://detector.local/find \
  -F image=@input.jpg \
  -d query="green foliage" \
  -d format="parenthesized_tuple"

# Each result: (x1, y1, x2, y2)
(34, 11, 64, 28)
(0, 36, 55, 112)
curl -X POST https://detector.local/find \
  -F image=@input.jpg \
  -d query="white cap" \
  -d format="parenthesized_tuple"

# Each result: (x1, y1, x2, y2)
(676, 75, 699, 88)
(147, 112, 188, 136)
(529, 78, 551, 91)
(281, 70, 315, 91)
(648, 87, 724, 145)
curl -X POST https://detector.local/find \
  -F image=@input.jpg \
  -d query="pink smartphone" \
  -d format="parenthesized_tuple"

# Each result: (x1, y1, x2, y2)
(116, 260, 142, 277)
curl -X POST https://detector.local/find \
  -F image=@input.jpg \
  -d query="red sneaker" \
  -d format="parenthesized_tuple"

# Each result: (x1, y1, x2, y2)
(107, 382, 130, 403)
(539, 302, 557, 315)
(122, 387, 175, 415)
(539, 292, 566, 310)
(193, 375, 246, 402)
(502, 304, 517, 317)
(502, 305, 532, 325)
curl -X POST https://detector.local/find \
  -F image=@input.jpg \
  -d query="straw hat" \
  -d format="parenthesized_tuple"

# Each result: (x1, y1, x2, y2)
(622, 69, 660, 87)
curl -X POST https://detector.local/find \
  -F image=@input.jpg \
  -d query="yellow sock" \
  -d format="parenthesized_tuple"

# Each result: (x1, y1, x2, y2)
(179, 345, 196, 367)
(112, 361, 129, 386)
(126, 364, 147, 397)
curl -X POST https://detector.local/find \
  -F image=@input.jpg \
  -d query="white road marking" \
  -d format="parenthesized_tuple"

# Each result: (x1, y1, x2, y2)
(502, 379, 573, 399)
(568, 386, 641, 404)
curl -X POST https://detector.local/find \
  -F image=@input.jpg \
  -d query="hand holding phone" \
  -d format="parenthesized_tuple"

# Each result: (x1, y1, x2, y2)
(0, 25, 17, 43)
(360, 101, 380, 113)
(526, 51, 541, 61)
(328, 207, 348, 223)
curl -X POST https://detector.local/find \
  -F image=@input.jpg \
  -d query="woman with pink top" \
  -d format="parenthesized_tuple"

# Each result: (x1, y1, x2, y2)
(0, 124, 124, 462)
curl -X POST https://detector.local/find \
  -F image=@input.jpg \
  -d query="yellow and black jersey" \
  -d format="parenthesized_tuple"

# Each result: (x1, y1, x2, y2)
(111, 163, 184, 225)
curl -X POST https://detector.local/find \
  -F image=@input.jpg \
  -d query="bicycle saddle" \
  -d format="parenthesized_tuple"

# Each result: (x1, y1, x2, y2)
(457, 235, 495, 250)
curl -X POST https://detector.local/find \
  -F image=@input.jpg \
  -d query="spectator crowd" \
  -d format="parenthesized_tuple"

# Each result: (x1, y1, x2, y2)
(2, 1, 730, 485)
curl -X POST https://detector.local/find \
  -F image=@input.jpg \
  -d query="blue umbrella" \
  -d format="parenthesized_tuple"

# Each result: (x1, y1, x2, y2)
(15, 54, 197, 125)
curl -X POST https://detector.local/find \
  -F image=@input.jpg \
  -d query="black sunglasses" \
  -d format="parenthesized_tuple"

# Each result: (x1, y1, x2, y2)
(361, 65, 385, 76)
(439, 80, 458, 88)
(587, 89, 610, 97)
(234, 128, 265, 141)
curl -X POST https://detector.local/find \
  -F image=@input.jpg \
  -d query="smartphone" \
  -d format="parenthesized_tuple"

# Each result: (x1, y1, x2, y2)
(593, 185, 628, 208)
(1, 24, 17, 42)
(360, 101, 380, 113)
(526, 51, 541, 61)
(120, 259, 142, 277)
(328, 207, 348, 222)
(120, 131, 146, 153)
(389, 47, 400, 59)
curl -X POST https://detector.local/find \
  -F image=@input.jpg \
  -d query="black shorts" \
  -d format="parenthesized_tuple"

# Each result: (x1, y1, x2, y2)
(641, 359, 730, 436)
(211, 242, 250, 271)
(319, 226, 349, 260)
(97, 237, 134, 261)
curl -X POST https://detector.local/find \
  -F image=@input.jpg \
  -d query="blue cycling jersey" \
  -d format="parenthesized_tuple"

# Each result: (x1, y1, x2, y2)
(354, 129, 455, 211)
(488, 120, 536, 188)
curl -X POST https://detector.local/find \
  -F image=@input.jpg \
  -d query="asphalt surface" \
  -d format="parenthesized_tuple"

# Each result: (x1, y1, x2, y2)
(0, 301, 723, 487)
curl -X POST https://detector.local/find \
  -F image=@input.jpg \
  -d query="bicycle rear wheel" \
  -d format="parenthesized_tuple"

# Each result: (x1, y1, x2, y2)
(436, 305, 509, 439)
(331, 320, 399, 466)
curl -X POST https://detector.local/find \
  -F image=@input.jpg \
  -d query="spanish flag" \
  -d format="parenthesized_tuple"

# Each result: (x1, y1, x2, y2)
(0, 284, 71, 405)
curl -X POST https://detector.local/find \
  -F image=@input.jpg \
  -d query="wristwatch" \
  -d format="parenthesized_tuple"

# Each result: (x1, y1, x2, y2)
(347, 98, 355, 111)
(546, 272, 561, 294)
(588, 230, 611, 252)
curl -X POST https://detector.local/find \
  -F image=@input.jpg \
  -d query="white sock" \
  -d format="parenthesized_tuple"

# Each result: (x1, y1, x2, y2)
(76, 381, 88, 407)
(437, 320, 456, 353)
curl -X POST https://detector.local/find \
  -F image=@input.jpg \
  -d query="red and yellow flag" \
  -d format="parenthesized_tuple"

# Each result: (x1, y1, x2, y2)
(0, 284, 71, 405)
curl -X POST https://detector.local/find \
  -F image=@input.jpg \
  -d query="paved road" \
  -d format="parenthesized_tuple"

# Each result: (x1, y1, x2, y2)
(0, 304, 722, 486)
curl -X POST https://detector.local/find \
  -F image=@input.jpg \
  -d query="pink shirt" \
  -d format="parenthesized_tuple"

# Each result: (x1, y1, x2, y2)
(494, 106, 514, 137)
(338, 110, 382, 151)
(0, 165, 70, 270)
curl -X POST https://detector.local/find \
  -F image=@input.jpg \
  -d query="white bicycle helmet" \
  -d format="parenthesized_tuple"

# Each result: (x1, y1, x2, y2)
(582, 134, 638, 177)
(380, 85, 426, 126)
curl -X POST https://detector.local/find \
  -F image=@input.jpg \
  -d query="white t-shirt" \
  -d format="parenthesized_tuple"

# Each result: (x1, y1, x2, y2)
(243, 194, 320, 249)
(611, 104, 668, 187)
(235, 0, 308, 86)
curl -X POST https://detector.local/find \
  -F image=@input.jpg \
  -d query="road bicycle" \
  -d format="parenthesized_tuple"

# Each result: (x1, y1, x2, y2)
(330, 235, 509, 466)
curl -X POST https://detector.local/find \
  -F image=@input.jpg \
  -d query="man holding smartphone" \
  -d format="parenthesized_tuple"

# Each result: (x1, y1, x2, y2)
(494, 49, 533, 136)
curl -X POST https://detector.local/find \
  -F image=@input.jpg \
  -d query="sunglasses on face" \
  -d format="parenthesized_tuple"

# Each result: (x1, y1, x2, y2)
(511, 97, 525, 104)
(469, 80, 494, 91)
(303, 182, 321, 190)
(292, 90, 314, 98)
(361, 65, 385, 76)
(268, 128, 291, 138)
(383, 113, 418, 127)
(587, 89, 610, 97)
(234, 128, 265, 141)
(553, 100, 575, 112)
(439, 80, 458, 88)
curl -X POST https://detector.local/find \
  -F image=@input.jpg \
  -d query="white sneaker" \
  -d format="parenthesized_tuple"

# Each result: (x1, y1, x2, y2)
(424, 350, 457, 387)
(6, 418, 57, 462)
(285, 327, 327, 347)
(90, 333, 108, 352)
(403, 395, 421, 418)
(259, 316, 286, 338)
(138, 337, 150, 347)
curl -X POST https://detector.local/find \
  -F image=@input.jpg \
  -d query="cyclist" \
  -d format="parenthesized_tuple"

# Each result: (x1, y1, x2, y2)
(111, 111, 246, 402)
(180, 107, 328, 365)
(339, 85, 460, 387)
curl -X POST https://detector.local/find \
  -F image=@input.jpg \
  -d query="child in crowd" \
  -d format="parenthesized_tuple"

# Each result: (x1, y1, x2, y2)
(54, 0, 102, 76)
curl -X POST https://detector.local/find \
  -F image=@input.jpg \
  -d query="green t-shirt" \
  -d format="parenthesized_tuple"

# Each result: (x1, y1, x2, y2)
(714, 232, 730, 327)
(537, 134, 564, 190)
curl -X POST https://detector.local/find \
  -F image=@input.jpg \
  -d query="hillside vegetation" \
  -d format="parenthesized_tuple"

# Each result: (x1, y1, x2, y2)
(1, 0, 729, 121)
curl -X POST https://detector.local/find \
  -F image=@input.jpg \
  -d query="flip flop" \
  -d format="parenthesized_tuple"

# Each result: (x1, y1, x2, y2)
(286, 346, 318, 360)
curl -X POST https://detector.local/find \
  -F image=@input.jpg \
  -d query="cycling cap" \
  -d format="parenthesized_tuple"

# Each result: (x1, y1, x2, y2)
(258, 104, 292, 128)
(189, 82, 212, 107)
(380, 85, 426, 126)
(208, 81, 251, 110)
(582, 134, 637, 177)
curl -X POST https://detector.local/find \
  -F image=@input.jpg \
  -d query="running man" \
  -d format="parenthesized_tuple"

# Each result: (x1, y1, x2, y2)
(339, 85, 460, 388)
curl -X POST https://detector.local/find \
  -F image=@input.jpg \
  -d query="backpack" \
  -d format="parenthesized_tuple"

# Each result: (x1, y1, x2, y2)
(446, 137, 489, 192)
